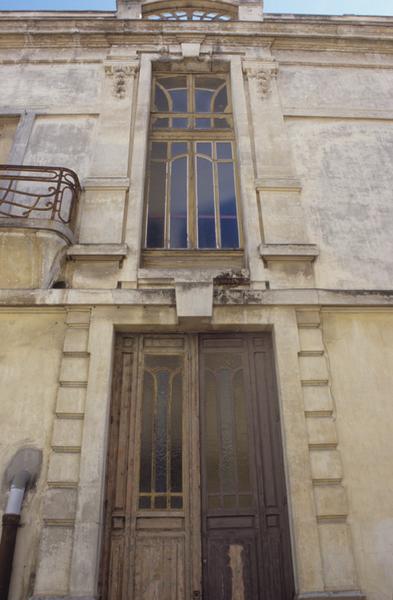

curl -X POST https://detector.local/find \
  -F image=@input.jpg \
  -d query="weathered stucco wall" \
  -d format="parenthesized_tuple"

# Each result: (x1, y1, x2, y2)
(0, 311, 65, 600)
(279, 63, 393, 112)
(286, 118, 393, 289)
(0, 63, 102, 108)
(323, 311, 393, 600)
(23, 115, 98, 178)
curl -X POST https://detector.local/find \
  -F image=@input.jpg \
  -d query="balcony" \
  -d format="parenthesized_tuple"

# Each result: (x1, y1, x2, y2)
(0, 164, 81, 243)
(0, 165, 81, 288)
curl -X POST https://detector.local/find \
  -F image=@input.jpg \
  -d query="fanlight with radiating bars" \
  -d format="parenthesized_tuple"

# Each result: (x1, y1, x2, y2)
(145, 7, 233, 20)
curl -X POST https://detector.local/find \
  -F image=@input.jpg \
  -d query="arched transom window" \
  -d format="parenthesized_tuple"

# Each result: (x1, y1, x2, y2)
(145, 8, 232, 20)
(144, 73, 241, 251)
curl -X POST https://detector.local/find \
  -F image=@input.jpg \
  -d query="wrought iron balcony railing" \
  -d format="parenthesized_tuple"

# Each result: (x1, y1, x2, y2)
(0, 165, 81, 233)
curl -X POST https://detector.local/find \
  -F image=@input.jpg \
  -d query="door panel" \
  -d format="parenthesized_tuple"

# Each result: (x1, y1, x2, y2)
(100, 335, 201, 600)
(200, 334, 295, 600)
(101, 333, 294, 600)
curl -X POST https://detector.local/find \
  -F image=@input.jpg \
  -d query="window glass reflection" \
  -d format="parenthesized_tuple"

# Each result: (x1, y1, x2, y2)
(146, 75, 240, 250)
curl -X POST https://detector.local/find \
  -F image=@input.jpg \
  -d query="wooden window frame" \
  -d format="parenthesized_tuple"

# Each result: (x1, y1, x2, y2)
(141, 71, 244, 268)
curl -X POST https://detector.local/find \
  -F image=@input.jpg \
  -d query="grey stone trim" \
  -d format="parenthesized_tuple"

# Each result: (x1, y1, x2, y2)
(67, 243, 128, 261)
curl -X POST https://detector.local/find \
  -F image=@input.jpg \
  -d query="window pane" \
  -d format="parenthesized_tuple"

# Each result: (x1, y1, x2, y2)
(205, 371, 220, 493)
(213, 85, 228, 113)
(154, 84, 169, 111)
(196, 142, 212, 157)
(218, 368, 237, 494)
(173, 117, 188, 129)
(218, 162, 239, 248)
(151, 141, 167, 159)
(172, 142, 187, 157)
(196, 118, 211, 129)
(139, 355, 183, 510)
(146, 161, 166, 248)
(154, 495, 167, 509)
(217, 142, 232, 160)
(196, 156, 216, 248)
(214, 117, 231, 129)
(170, 156, 187, 248)
(170, 373, 183, 492)
(155, 370, 169, 493)
(140, 371, 154, 493)
(170, 89, 187, 112)
(158, 76, 187, 112)
(139, 496, 151, 509)
(170, 496, 183, 509)
(234, 370, 251, 494)
(195, 89, 213, 113)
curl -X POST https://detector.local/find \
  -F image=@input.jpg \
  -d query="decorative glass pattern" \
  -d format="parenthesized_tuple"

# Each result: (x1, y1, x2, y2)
(204, 353, 253, 510)
(139, 355, 183, 510)
(145, 9, 232, 21)
(145, 74, 240, 250)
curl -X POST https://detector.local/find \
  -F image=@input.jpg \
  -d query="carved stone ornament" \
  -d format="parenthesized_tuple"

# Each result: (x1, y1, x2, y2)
(104, 64, 139, 99)
(244, 65, 278, 99)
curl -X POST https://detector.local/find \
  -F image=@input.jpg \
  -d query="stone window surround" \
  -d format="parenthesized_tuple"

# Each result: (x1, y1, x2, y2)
(121, 50, 265, 288)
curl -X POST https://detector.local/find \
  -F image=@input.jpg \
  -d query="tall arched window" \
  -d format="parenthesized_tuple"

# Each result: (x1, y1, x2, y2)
(144, 72, 241, 253)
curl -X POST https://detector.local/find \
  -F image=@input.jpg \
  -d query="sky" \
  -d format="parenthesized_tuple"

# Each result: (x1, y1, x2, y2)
(0, 0, 392, 15)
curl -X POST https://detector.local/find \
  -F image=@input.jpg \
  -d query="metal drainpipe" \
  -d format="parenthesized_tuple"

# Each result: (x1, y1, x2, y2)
(0, 470, 31, 600)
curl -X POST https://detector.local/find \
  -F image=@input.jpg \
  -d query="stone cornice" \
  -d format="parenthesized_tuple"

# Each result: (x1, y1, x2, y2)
(1, 288, 393, 308)
(0, 17, 392, 54)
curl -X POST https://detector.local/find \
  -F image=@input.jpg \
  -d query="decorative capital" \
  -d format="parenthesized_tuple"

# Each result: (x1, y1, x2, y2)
(104, 63, 139, 99)
(243, 64, 278, 99)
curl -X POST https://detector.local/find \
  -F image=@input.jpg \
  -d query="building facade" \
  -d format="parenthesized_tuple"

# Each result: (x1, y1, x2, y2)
(1, 1, 393, 599)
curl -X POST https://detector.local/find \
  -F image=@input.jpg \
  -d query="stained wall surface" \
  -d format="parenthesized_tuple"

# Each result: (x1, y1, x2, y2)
(0, 312, 65, 600)
(279, 62, 393, 290)
(323, 311, 393, 600)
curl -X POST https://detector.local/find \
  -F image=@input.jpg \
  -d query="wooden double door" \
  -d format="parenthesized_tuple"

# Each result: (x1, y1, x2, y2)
(100, 334, 294, 600)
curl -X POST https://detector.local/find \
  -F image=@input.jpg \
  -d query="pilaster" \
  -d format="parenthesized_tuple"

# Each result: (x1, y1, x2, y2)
(34, 310, 91, 596)
(295, 310, 363, 597)
(120, 53, 155, 285)
(243, 57, 319, 288)
(230, 55, 267, 288)
(74, 54, 139, 287)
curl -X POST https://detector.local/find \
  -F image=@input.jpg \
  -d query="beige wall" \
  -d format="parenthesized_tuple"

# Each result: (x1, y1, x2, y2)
(323, 310, 393, 600)
(287, 118, 393, 289)
(0, 63, 102, 108)
(23, 115, 98, 179)
(0, 311, 65, 600)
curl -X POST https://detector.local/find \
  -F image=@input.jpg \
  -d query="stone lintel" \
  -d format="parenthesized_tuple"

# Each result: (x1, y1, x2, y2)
(67, 243, 128, 262)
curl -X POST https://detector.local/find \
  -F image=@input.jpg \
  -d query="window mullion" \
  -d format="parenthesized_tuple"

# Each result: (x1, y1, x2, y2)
(189, 141, 196, 248)
(165, 150, 170, 248)
(213, 143, 221, 249)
